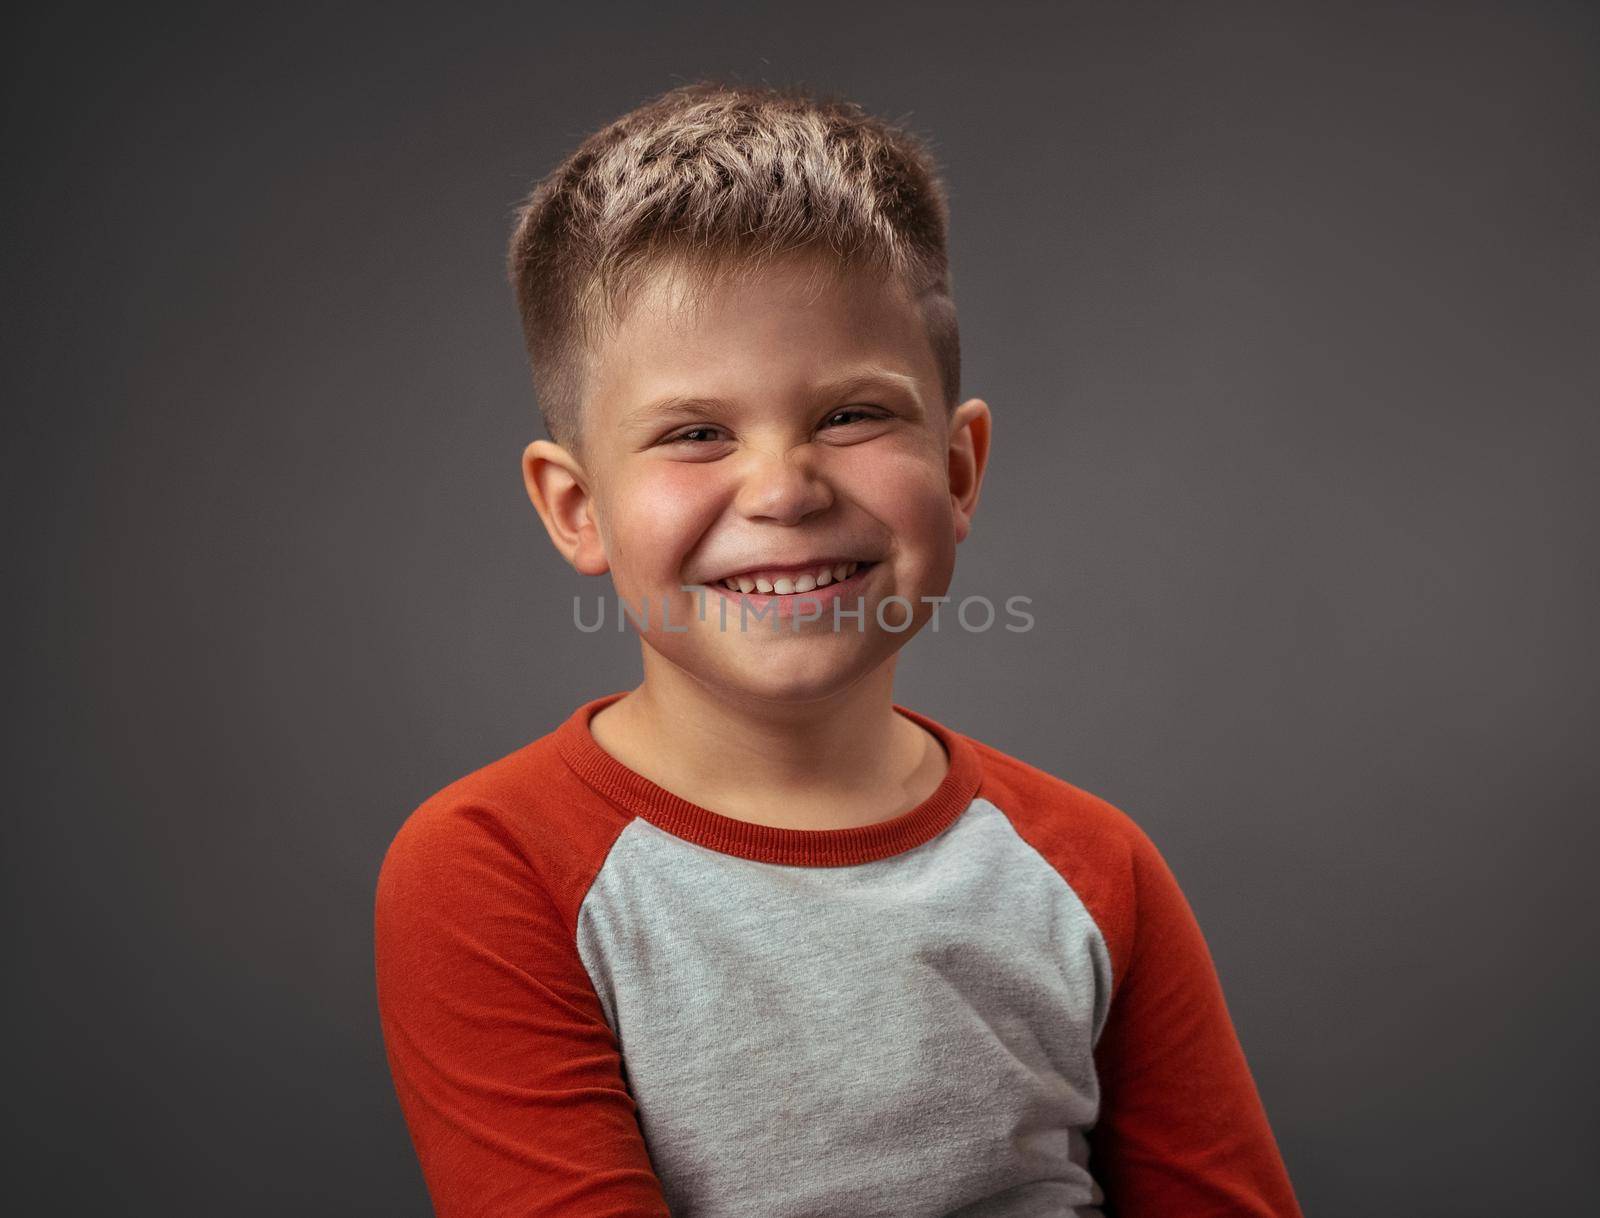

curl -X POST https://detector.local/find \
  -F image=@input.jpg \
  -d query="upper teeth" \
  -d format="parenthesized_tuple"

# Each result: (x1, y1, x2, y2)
(722, 561, 862, 594)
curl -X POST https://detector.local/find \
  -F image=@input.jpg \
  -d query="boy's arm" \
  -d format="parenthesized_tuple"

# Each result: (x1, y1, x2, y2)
(374, 802, 671, 1218)
(1090, 829, 1304, 1217)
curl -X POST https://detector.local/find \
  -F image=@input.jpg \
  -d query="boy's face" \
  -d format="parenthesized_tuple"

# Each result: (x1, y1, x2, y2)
(523, 253, 990, 705)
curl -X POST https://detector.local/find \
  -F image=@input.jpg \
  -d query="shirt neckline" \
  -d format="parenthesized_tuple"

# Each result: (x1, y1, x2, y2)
(553, 690, 983, 867)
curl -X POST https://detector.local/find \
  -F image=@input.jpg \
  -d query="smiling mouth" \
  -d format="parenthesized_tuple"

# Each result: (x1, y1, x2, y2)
(712, 560, 876, 595)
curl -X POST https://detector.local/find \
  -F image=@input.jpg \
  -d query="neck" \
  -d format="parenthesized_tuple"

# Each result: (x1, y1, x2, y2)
(590, 647, 942, 831)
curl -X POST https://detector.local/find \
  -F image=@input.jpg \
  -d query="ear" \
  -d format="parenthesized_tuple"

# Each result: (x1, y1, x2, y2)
(521, 440, 609, 575)
(947, 398, 991, 544)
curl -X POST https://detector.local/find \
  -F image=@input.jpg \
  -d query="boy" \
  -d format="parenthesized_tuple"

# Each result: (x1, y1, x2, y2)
(375, 80, 1303, 1217)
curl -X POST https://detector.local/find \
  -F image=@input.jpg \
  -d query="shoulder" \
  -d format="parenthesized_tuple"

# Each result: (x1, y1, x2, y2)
(963, 731, 1171, 980)
(375, 725, 633, 935)
(967, 731, 1158, 866)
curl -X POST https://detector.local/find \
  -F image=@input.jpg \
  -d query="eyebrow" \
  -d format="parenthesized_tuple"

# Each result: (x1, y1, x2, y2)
(621, 367, 924, 429)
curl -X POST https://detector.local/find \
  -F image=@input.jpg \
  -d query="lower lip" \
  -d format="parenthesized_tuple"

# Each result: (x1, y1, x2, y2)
(704, 563, 878, 619)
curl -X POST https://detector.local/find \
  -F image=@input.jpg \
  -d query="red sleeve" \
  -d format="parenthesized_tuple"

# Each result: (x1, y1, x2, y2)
(374, 798, 671, 1217)
(1089, 827, 1303, 1217)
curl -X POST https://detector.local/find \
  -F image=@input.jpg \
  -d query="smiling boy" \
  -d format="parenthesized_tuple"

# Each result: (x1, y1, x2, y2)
(375, 81, 1302, 1217)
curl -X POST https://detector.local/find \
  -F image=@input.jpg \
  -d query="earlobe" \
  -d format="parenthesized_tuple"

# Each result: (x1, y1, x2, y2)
(521, 440, 609, 575)
(947, 398, 992, 544)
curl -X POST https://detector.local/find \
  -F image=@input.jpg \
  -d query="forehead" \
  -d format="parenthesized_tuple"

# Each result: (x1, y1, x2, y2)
(583, 255, 938, 426)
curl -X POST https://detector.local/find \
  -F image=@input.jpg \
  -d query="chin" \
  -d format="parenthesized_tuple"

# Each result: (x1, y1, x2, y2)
(698, 641, 889, 707)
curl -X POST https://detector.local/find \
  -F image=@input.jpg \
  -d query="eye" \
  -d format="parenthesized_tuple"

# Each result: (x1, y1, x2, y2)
(822, 406, 885, 428)
(664, 425, 729, 445)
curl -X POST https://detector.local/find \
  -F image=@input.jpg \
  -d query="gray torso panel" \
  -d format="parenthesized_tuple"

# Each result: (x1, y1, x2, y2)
(576, 797, 1113, 1218)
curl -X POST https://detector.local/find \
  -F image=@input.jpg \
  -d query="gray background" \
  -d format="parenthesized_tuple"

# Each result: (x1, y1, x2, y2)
(8, 1, 1596, 1213)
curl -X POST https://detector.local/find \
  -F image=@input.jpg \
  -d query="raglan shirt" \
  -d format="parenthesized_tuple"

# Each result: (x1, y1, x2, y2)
(375, 692, 1303, 1218)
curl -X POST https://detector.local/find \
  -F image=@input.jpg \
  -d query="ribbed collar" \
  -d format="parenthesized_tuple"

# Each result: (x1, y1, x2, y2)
(553, 690, 982, 867)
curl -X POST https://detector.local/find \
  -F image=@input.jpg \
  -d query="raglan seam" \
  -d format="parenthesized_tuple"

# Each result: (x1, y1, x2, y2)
(574, 817, 651, 1037)
(431, 792, 618, 934)
(972, 746, 1143, 1006)
(971, 794, 1118, 1050)
(417, 787, 643, 1034)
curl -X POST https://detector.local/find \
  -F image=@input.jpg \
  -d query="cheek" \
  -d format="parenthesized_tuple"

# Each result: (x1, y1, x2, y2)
(606, 464, 718, 578)
(843, 444, 955, 546)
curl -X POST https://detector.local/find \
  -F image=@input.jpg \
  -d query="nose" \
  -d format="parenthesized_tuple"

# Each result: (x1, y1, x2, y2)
(733, 446, 834, 525)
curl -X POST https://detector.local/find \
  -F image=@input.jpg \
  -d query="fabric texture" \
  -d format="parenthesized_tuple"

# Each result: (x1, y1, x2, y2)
(375, 692, 1303, 1217)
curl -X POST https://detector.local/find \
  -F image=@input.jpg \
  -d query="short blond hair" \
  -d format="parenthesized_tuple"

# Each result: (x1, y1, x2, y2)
(506, 79, 960, 452)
